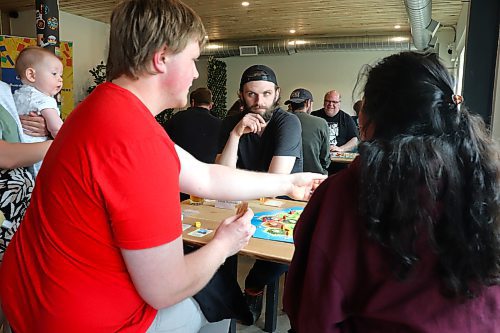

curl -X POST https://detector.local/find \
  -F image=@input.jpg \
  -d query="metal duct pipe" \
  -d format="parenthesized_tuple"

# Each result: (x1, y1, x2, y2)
(201, 35, 412, 58)
(404, 0, 432, 50)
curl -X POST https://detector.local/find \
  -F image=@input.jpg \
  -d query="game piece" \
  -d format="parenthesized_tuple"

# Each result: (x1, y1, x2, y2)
(236, 201, 248, 216)
(194, 221, 202, 228)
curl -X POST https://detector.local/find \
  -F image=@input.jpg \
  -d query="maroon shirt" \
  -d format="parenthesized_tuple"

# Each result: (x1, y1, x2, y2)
(284, 159, 500, 332)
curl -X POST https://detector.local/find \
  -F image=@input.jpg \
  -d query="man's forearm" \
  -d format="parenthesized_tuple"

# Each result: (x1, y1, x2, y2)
(215, 132, 240, 167)
(122, 237, 229, 310)
(178, 145, 323, 202)
(164, 240, 228, 307)
(340, 137, 358, 152)
(189, 163, 292, 200)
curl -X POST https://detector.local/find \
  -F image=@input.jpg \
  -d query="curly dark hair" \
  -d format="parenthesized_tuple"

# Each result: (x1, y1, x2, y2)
(357, 51, 500, 299)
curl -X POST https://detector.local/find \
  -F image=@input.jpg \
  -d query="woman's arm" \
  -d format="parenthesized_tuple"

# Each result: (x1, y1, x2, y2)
(0, 140, 51, 169)
(19, 112, 49, 137)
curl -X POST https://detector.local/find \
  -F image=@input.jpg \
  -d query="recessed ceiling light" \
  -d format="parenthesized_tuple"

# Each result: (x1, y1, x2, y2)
(288, 40, 308, 45)
(204, 35, 209, 39)
(394, 24, 401, 29)
(206, 44, 222, 49)
(290, 29, 296, 34)
(242, 2, 250, 6)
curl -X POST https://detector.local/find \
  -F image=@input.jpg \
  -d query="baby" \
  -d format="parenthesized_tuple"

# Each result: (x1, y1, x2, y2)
(13, 46, 63, 176)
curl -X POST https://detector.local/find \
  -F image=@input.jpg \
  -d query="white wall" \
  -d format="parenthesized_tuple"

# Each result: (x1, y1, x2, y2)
(456, 2, 470, 53)
(435, 27, 455, 70)
(10, 10, 109, 104)
(197, 50, 398, 116)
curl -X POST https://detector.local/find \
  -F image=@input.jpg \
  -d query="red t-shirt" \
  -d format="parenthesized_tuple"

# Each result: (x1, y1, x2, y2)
(0, 82, 182, 332)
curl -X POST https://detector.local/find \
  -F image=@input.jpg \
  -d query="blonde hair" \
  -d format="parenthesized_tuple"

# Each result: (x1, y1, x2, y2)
(106, 0, 206, 81)
(15, 46, 59, 80)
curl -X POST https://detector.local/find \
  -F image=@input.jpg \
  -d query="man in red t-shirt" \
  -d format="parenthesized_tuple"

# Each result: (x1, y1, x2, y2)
(0, 1, 326, 332)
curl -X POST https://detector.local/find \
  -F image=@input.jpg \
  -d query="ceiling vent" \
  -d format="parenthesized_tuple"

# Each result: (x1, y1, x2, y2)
(239, 45, 258, 56)
(202, 35, 413, 58)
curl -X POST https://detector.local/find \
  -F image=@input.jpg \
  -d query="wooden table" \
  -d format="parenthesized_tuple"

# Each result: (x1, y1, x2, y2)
(182, 199, 303, 264)
(181, 199, 306, 332)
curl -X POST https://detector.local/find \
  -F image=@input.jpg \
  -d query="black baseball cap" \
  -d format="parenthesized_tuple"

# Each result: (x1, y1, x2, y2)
(284, 88, 313, 105)
(239, 65, 278, 90)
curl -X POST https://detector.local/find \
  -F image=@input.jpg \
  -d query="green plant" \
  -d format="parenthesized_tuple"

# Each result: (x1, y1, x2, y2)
(207, 57, 227, 119)
(87, 61, 107, 95)
(155, 108, 175, 128)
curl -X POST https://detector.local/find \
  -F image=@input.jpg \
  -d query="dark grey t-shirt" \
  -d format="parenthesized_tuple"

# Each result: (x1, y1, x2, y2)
(292, 111, 330, 175)
(218, 108, 303, 173)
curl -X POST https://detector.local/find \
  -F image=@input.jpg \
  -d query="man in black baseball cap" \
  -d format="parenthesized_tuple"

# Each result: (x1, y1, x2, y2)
(234, 64, 280, 121)
(286, 88, 331, 175)
(239, 64, 278, 91)
(284, 88, 314, 106)
(216, 66, 303, 324)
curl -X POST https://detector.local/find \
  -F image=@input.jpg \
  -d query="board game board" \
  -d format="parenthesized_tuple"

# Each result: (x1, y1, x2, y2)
(251, 207, 304, 243)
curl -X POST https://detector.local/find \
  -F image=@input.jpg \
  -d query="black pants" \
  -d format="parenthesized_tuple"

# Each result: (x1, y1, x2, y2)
(327, 162, 348, 175)
(245, 260, 288, 291)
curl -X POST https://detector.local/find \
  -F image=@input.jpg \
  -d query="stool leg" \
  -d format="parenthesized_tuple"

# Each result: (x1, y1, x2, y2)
(226, 255, 238, 333)
(264, 277, 279, 332)
(228, 320, 236, 333)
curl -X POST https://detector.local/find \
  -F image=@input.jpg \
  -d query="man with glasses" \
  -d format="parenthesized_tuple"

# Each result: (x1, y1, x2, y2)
(312, 90, 358, 174)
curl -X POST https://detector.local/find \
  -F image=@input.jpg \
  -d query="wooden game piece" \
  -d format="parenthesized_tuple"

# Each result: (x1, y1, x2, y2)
(236, 201, 249, 216)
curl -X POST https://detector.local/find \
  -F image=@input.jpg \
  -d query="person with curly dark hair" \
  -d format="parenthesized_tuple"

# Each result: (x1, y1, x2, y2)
(284, 51, 500, 332)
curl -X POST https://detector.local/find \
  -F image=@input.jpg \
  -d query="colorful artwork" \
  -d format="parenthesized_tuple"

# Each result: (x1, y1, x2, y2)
(251, 207, 304, 243)
(0, 35, 74, 119)
(36, 1, 60, 49)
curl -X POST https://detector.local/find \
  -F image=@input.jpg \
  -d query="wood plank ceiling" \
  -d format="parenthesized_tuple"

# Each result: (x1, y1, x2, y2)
(0, 0, 465, 41)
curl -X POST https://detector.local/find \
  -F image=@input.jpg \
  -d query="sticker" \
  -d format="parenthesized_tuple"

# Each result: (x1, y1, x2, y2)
(47, 17, 59, 30)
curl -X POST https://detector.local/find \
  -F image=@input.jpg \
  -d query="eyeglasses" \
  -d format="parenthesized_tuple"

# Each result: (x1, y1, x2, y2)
(324, 100, 341, 105)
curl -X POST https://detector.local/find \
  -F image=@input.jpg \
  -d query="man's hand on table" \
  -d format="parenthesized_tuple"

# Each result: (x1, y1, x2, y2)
(330, 145, 344, 152)
(212, 208, 256, 257)
(20, 112, 49, 137)
(287, 173, 327, 201)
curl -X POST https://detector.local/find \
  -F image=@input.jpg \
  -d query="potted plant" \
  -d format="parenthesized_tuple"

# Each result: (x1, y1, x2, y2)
(87, 61, 106, 95)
